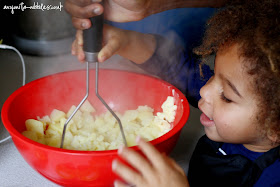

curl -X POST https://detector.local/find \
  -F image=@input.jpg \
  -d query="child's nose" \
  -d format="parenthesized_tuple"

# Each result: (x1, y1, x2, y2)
(200, 76, 214, 104)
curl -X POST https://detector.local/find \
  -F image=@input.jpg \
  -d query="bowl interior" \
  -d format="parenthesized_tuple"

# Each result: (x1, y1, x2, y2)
(2, 69, 189, 148)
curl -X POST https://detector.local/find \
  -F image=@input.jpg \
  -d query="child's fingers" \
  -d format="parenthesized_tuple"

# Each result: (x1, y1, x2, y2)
(72, 17, 91, 30)
(98, 37, 121, 62)
(162, 154, 186, 175)
(114, 180, 134, 187)
(113, 180, 125, 187)
(112, 159, 143, 186)
(76, 30, 83, 46)
(136, 137, 167, 170)
(77, 45, 85, 62)
(117, 146, 154, 178)
(72, 30, 85, 62)
(98, 24, 125, 62)
(71, 39, 77, 55)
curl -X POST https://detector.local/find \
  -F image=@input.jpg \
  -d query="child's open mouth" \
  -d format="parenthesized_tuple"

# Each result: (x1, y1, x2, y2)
(200, 113, 215, 127)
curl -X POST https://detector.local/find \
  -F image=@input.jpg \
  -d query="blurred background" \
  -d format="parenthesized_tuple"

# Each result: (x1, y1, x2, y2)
(0, 0, 215, 186)
(0, 0, 75, 55)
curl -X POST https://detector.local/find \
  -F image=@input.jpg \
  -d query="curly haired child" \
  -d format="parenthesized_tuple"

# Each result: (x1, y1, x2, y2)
(71, 0, 280, 186)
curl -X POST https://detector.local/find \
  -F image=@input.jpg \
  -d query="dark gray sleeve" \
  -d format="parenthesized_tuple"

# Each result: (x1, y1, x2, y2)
(134, 34, 214, 107)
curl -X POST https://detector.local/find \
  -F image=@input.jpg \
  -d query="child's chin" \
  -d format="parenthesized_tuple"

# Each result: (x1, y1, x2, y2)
(205, 130, 222, 142)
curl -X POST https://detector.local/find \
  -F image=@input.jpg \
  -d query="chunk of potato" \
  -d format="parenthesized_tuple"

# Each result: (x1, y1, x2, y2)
(25, 119, 44, 138)
(80, 100, 96, 113)
(50, 109, 65, 122)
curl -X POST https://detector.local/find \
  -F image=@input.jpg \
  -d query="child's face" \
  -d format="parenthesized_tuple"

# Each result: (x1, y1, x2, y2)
(198, 44, 271, 152)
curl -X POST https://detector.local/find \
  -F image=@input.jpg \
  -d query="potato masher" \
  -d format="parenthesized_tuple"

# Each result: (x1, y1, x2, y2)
(60, 11, 127, 148)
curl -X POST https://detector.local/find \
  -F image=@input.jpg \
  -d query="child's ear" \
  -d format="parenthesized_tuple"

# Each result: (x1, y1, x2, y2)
(267, 129, 278, 143)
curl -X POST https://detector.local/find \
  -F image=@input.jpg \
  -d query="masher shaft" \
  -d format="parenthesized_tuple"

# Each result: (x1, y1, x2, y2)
(60, 62, 89, 148)
(95, 62, 127, 147)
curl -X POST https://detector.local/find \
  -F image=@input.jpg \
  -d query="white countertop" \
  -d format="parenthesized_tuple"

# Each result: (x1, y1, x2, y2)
(0, 51, 204, 186)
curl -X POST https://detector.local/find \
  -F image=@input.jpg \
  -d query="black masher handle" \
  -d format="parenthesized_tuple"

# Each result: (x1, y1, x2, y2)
(83, 10, 103, 62)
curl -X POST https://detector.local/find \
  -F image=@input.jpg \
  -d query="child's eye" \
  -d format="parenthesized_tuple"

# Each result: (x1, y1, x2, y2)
(220, 92, 232, 103)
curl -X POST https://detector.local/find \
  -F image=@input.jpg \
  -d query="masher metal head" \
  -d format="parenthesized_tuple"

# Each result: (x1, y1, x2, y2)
(60, 12, 127, 149)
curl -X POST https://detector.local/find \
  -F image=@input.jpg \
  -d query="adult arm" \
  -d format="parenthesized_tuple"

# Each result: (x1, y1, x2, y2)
(65, 0, 228, 29)
(148, 0, 227, 15)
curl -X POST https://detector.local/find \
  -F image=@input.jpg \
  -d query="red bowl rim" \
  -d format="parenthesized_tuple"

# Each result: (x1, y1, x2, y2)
(1, 69, 190, 155)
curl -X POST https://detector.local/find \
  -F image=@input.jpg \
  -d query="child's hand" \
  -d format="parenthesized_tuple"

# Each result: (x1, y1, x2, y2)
(72, 24, 156, 64)
(71, 24, 128, 63)
(112, 137, 190, 187)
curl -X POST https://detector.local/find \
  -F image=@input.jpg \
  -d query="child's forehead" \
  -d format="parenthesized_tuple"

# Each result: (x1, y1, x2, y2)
(215, 44, 242, 70)
(214, 44, 255, 92)
(215, 43, 249, 71)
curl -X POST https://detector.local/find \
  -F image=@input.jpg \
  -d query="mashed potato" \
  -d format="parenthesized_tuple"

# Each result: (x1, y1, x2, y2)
(22, 96, 177, 151)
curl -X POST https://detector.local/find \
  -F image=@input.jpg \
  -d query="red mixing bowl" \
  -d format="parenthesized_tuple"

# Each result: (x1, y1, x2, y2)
(1, 69, 189, 187)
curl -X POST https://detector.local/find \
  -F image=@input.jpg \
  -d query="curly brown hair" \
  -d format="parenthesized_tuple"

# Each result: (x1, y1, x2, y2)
(195, 0, 280, 143)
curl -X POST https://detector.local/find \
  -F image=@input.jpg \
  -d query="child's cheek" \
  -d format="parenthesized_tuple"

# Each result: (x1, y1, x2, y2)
(213, 112, 234, 137)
